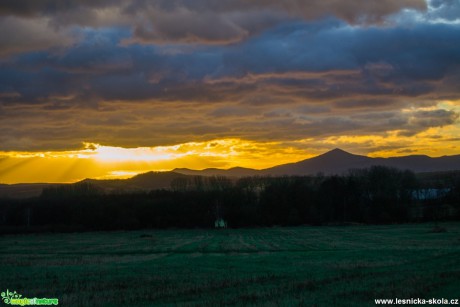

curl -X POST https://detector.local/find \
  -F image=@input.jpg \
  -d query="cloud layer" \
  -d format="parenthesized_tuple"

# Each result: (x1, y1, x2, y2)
(0, 0, 459, 160)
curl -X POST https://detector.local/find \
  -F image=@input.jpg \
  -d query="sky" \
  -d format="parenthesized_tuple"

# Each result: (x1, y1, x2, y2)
(1, 0, 460, 183)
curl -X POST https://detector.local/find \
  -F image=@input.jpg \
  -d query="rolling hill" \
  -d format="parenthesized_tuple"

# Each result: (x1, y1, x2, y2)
(2, 148, 460, 198)
(261, 148, 460, 175)
(80, 171, 190, 193)
(173, 148, 460, 176)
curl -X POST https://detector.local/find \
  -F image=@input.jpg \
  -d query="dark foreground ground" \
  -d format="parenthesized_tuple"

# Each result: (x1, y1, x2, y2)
(1, 223, 459, 306)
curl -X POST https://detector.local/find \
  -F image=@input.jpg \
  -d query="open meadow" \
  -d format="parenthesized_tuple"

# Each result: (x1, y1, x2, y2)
(1, 223, 460, 306)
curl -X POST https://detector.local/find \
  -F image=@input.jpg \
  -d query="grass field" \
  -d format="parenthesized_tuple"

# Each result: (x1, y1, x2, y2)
(1, 223, 460, 306)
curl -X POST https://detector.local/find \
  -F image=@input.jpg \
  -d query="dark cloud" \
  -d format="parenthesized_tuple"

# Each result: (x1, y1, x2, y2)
(0, 16, 74, 56)
(0, 0, 117, 17)
(209, 106, 259, 118)
(1, 20, 459, 106)
(1, 1, 460, 152)
(0, 0, 426, 47)
(333, 98, 402, 109)
(0, 0, 426, 17)
(427, 0, 460, 22)
(0, 97, 458, 152)
(410, 109, 459, 128)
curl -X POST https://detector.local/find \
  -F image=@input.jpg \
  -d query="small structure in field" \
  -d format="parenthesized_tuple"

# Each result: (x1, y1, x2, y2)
(214, 219, 227, 228)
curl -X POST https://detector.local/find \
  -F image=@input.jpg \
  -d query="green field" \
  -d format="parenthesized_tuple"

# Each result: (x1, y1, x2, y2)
(1, 223, 459, 306)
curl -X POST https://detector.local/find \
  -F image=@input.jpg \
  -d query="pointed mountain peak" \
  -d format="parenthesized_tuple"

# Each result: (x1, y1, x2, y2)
(321, 148, 353, 157)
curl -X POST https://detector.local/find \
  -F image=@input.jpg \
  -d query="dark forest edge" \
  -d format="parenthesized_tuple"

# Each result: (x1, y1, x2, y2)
(1, 166, 460, 234)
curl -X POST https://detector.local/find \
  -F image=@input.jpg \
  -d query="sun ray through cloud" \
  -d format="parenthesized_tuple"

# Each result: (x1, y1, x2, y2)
(0, 0, 459, 183)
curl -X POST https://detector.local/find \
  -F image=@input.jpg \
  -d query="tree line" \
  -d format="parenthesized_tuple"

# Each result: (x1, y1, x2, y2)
(1, 166, 459, 233)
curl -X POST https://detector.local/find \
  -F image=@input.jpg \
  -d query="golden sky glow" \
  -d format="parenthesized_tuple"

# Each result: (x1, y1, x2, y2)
(1, 124, 460, 184)
(0, 139, 310, 183)
(1, 1, 460, 183)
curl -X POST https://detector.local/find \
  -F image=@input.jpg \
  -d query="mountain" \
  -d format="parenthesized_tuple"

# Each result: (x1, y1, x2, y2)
(174, 148, 460, 177)
(261, 148, 371, 175)
(264, 149, 460, 175)
(382, 154, 460, 173)
(172, 148, 460, 176)
(2, 149, 460, 198)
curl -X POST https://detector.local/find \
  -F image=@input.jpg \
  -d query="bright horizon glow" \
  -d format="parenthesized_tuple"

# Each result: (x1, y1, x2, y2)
(1, 1, 460, 184)
(1, 132, 460, 184)
(0, 139, 313, 184)
(1, 99, 460, 184)
(91, 144, 179, 162)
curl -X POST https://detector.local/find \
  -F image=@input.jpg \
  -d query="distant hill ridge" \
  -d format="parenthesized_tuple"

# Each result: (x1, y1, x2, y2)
(172, 167, 258, 177)
(2, 149, 460, 198)
(174, 148, 460, 176)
